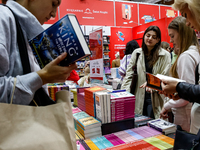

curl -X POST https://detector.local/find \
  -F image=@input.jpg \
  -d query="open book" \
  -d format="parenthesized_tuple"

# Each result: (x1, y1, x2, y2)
(145, 72, 185, 91)
(29, 14, 91, 68)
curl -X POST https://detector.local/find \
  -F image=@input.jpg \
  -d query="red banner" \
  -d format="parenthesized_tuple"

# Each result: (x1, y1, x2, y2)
(110, 27, 133, 67)
(89, 29, 103, 80)
(89, 29, 103, 60)
(59, 0, 114, 26)
(115, 2, 138, 28)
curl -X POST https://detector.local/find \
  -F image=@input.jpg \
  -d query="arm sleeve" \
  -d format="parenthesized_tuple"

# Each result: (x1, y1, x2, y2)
(118, 56, 126, 77)
(164, 52, 196, 109)
(177, 82, 200, 103)
(0, 9, 43, 104)
(121, 51, 137, 92)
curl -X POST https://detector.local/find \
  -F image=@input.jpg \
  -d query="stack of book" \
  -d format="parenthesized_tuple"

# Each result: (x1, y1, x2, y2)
(134, 114, 154, 127)
(94, 91, 111, 124)
(110, 91, 135, 122)
(73, 111, 90, 130)
(84, 86, 106, 116)
(77, 116, 102, 139)
(47, 84, 69, 101)
(147, 119, 176, 135)
(77, 87, 88, 111)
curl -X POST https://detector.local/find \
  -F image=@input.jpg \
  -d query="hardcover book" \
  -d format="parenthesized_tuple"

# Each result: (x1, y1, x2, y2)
(146, 72, 186, 91)
(29, 14, 91, 68)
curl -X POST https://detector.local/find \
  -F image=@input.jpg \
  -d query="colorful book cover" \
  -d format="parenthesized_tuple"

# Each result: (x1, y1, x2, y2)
(147, 119, 176, 135)
(84, 139, 99, 150)
(144, 136, 173, 149)
(77, 116, 101, 130)
(29, 14, 91, 68)
(95, 92, 106, 123)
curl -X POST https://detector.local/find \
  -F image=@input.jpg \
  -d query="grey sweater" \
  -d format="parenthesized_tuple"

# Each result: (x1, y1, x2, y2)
(0, 0, 45, 104)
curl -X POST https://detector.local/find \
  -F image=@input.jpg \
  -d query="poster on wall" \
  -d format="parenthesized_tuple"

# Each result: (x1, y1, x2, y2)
(110, 27, 133, 66)
(160, 6, 179, 18)
(139, 4, 159, 25)
(59, 0, 114, 26)
(115, 2, 138, 27)
(89, 28, 103, 81)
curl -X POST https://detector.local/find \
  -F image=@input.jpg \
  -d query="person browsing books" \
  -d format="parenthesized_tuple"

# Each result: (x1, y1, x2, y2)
(0, 0, 77, 104)
(121, 26, 171, 119)
(160, 0, 200, 134)
(118, 40, 140, 81)
(159, 16, 200, 132)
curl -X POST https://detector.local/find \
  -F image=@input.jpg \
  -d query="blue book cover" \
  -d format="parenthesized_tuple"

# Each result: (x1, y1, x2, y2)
(29, 14, 91, 68)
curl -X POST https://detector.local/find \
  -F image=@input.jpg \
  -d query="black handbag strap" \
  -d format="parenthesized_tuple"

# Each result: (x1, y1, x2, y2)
(133, 53, 140, 73)
(195, 63, 199, 85)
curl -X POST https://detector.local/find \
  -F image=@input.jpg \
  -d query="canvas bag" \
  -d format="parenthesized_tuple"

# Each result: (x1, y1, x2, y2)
(130, 53, 140, 94)
(0, 79, 77, 150)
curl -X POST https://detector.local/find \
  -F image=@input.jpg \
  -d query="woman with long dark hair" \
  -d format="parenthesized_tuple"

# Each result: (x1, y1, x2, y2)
(122, 26, 171, 119)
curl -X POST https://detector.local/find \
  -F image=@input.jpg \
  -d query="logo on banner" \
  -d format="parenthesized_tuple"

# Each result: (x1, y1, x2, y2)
(84, 8, 92, 14)
(97, 33, 101, 45)
(122, 4, 131, 20)
(141, 15, 156, 23)
(116, 31, 125, 41)
(166, 10, 175, 17)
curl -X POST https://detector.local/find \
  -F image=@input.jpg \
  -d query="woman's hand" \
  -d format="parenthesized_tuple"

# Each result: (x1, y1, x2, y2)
(161, 79, 179, 94)
(160, 107, 169, 119)
(140, 82, 152, 93)
(37, 52, 77, 85)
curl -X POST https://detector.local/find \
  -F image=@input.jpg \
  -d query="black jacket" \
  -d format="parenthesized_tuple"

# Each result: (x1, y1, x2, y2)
(177, 82, 200, 103)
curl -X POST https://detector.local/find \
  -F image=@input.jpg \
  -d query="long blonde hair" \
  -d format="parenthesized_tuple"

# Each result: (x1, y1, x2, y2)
(168, 16, 200, 78)
(172, 0, 200, 28)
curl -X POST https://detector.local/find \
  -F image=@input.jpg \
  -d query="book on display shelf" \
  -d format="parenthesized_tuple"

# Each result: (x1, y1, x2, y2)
(29, 14, 91, 68)
(147, 118, 176, 135)
(145, 72, 185, 91)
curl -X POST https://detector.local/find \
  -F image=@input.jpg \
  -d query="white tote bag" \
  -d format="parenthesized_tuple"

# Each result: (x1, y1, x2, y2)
(0, 78, 77, 150)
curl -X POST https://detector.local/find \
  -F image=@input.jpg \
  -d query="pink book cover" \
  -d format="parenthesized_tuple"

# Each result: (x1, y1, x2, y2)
(72, 108, 82, 114)
(104, 134, 125, 146)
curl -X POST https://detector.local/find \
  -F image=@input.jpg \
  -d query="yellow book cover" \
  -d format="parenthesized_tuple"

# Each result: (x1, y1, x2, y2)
(77, 116, 101, 130)
(85, 139, 100, 150)
(155, 134, 174, 146)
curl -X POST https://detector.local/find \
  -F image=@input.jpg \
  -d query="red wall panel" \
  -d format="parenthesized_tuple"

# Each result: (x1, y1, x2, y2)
(139, 4, 159, 25)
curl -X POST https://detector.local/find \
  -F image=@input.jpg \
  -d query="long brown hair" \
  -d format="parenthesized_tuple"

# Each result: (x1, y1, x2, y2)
(169, 16, 200, 78)
(142, 26, 161, 68)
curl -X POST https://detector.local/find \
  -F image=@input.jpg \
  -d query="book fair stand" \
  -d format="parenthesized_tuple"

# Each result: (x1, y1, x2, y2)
(44, 0, 179, 149)
(1, 0, 184, 149)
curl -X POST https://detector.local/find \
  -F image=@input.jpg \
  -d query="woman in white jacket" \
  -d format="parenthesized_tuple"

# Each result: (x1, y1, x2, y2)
(160, 16, 200, 132)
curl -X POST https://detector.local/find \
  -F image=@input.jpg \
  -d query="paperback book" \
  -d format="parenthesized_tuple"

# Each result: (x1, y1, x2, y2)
(147, 118, 176, 135)
(146, 72, 185, 91)
(29, 14, 91, 68)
